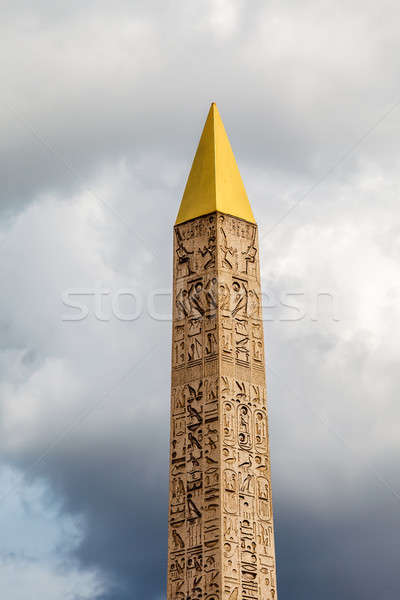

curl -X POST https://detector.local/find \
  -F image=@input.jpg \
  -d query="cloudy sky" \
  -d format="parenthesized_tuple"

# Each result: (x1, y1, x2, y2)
(1, 1, 400, 598)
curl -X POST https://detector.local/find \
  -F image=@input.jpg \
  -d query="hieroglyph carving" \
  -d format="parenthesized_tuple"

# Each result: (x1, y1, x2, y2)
(169, 213, 277, 600)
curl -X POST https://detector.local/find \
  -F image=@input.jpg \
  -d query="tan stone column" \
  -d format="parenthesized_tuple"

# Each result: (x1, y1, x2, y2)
(168, 211, 277, 600)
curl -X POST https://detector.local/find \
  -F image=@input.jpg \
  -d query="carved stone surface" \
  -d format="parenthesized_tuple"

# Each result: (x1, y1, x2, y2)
(168, 212, 278, 600)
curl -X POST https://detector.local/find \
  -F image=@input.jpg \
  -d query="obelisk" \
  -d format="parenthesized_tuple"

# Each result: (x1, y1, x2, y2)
(168, 103, 278, 600)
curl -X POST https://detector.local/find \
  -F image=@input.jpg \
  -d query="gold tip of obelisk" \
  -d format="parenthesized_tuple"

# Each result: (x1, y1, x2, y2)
(175, 103, 256, 225)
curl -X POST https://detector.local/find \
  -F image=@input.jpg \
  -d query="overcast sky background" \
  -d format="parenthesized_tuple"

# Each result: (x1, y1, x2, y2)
(1, 1, 400, 599)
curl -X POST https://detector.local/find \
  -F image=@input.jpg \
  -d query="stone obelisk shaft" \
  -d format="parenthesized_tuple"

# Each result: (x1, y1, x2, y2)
(168, 210, 278, 600)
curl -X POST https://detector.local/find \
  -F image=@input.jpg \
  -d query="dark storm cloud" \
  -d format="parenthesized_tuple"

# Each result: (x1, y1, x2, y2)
(2, 341, 172, 598)
(44, 403, 170, 599)
(275, 493, 400, 600)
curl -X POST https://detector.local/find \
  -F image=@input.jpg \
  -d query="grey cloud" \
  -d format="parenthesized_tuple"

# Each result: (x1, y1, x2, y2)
(3, 0, 400, 216)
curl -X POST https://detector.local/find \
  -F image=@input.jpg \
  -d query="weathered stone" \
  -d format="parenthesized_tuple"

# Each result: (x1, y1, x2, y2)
(168, 105, 278, 600)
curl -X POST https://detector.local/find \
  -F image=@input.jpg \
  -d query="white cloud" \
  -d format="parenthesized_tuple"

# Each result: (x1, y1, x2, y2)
(0, 556, 102, 600)
(0, 467, 104, 600)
